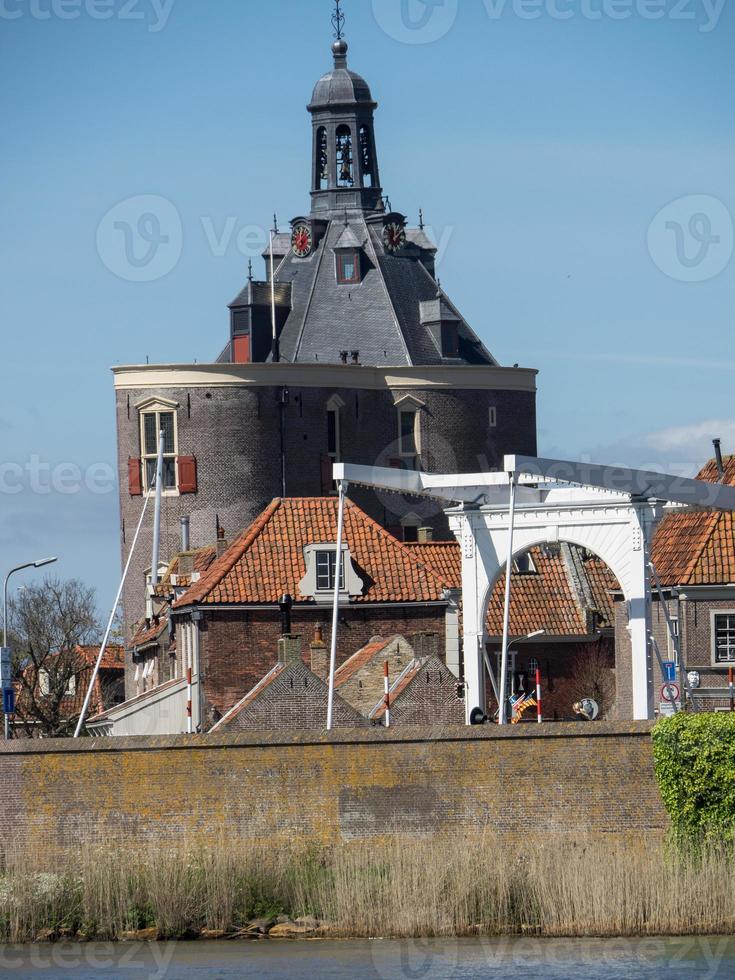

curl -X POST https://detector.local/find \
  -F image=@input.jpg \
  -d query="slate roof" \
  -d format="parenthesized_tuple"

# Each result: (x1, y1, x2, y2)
(652, 456, 735, 587)
(230, 213, 496, 367)
(174, 498, 452, 609)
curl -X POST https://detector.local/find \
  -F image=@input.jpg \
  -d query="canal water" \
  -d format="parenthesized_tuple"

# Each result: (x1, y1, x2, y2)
(2, 936, 735, 979)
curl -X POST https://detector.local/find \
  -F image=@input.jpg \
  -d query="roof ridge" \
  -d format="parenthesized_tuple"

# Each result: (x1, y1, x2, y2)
(209, 662, 286, 731)
(175, 499, 283, 608)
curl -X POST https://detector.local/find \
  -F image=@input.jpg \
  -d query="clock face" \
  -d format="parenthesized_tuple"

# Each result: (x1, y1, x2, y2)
(291, 224, 313, 258)
(383, 222, 406, 254)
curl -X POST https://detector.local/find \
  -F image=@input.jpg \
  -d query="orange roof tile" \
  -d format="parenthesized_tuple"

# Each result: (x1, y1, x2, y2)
(174, 498, 451, 609)
(334, 637, 393, 688)
(652, 457, 735, 587)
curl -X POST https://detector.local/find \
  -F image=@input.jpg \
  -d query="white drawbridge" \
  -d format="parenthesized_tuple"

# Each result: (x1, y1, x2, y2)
(334, 456, 735, 724)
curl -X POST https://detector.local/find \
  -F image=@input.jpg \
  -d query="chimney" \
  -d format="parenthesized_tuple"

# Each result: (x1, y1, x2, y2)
(417, 527, 433, 544)
(178, 554, 195, 577)
(310, 623, 328, 680)
(279, 594, 293, 636)
(713, 439, 725, 481)
(411, 632, 439, 662)
(216, 525, 229, 558)
(278, 634, 303, 665)
(180, 516, 190, 552)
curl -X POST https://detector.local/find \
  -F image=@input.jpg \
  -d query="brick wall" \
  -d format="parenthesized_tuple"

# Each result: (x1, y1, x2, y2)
(336, 636, 417, 716)
(0, 722, 666, 862)
(197, 605, 447, 724)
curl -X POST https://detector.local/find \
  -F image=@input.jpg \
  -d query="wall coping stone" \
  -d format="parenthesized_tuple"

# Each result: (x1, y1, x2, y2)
(0, 721, 655, 757)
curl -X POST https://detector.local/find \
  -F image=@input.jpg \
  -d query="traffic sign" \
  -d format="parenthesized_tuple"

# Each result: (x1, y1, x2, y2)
(0, 648, 11, 689)
(662, 661, 677, 683)
(2, 688, 15, 715)
(661, 683, 680, 704)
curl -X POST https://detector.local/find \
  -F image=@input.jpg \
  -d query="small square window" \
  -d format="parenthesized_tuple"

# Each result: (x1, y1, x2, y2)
(336, 252, 360, 285)
(714, 613, 735, 663)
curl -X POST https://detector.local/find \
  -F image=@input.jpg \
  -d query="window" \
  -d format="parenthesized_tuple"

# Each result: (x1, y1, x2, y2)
(326, 397, 343, 460)
(398, 408, 419, 457)
(489, 407, 497, 428)
(528, 658, 540, 676)
(441, 323, 459, 357)
(316, 126, 328, 189)
(336, 252, 360, 284)
(713, 613, 735, 663)
(140, 408, 177, 491)
(39, 669, 75, 697)
(315, 550, 345, 592)
(359, 125, 374, 187)
(401, 513, 421, 542)
(513, 553, 537, 575)
(336, 125, 354, 186)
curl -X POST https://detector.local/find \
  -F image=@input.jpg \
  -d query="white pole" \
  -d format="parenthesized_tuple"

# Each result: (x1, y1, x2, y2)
(74, 484, 154, 737)
(326, 480, 348, 731)
(497, 476, 517, 725)
(384, 661, 391, 728)
(186, 667, 193, 734)
(150, 430, 165, 589)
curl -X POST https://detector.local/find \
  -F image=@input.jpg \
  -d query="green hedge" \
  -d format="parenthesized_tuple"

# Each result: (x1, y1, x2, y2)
(652, 712, 735, 843)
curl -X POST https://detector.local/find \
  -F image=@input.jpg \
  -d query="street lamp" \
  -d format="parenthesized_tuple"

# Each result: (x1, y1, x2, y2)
(2, 557, 58, 740)
(498, 629, 546, 722)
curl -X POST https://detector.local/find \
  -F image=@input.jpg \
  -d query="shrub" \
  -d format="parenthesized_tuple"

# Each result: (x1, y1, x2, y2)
(652, 712, 735, 845)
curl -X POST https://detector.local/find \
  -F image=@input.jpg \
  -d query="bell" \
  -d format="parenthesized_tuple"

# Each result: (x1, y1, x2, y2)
(340, 161, 352, 183)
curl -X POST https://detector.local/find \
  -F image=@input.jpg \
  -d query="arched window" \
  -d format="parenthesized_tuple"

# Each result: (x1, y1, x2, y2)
(316, 127, 328, 190)
(336, 125, 354, 187)
(359, 125, 374, 187)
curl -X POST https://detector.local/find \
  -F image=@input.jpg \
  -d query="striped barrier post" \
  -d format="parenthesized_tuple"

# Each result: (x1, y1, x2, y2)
(536, 667, 542, 724)
(186, 667, 193, 734)
(384, 661, 391, 729)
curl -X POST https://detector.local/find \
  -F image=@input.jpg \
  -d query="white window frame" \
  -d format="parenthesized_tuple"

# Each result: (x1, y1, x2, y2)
(136, 397, 180, 497)
(395, 397, 423, 459)
(315, 549, 346, 593)
(326, 395, 345, 462)
(513, 553, 537, 575)
(711, 610, 735, 665)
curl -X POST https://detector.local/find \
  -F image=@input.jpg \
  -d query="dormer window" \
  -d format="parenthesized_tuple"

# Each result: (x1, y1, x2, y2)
(513, 553, 537, 575)
(299, 544, 365, 602)
(336, 252, 360, 284)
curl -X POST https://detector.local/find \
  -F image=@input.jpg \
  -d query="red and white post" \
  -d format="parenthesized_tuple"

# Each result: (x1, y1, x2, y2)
(186, 667, 193, 734)
(384, 661, 391, 728)
(536, 667, 542, 724)
(729, 666, 734, 713)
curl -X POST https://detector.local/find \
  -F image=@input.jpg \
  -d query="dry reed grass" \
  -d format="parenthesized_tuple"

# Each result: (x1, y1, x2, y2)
(0, 835, 733, 943)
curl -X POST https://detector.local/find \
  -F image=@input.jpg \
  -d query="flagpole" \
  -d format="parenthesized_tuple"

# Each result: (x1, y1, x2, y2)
(497, 474, 517, 725)
(327, 480, 348, 731)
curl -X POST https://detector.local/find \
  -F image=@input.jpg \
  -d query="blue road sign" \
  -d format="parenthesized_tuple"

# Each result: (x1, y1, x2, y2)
(2, 688, 15, 715)
(663, 661, 677, 683)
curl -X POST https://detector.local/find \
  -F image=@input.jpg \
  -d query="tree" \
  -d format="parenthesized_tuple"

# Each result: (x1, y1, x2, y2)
(6, 578, 101, 738)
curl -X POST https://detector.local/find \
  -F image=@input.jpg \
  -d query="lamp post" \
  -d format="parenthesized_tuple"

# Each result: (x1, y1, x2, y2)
(497, 629, 545, 721)
(2, 557, 58, 740)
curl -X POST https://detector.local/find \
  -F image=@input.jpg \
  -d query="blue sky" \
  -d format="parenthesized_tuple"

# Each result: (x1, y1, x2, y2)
(0, 0, 733, 608)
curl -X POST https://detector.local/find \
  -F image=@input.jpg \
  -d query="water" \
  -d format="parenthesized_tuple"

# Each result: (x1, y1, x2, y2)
(2, 937, 735, 979)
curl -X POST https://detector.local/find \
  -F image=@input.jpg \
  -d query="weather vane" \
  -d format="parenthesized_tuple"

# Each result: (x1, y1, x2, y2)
(332, 0, 345, 40)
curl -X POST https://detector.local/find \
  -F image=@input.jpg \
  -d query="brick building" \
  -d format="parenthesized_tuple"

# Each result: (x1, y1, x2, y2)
(615, 455, 735, 717)
(113, 23, 538, 653)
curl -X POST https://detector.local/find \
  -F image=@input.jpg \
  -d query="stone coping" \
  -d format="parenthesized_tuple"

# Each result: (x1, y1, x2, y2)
(0, 721, 655, 757)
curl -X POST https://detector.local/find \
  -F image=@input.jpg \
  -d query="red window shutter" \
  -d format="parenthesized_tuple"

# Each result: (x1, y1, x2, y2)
(233, 334, 251, 364)
(178, 456, 198, 494)
(128, 458, 143, 496)
(320, 455, 334, 494)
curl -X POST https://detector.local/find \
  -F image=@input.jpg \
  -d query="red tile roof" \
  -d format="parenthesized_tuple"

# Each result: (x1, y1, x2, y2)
(175, 498, 452, 608)
(334, 637, 393, 688)
(130, 618, 168, 650)
(410, 542, 617, 637)
(652, 457, 735, 587)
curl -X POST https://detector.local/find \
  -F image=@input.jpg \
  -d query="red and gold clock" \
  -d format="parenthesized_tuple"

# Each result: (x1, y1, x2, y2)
(383, 222, 406, 254)
(291, 224, 313, 257)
